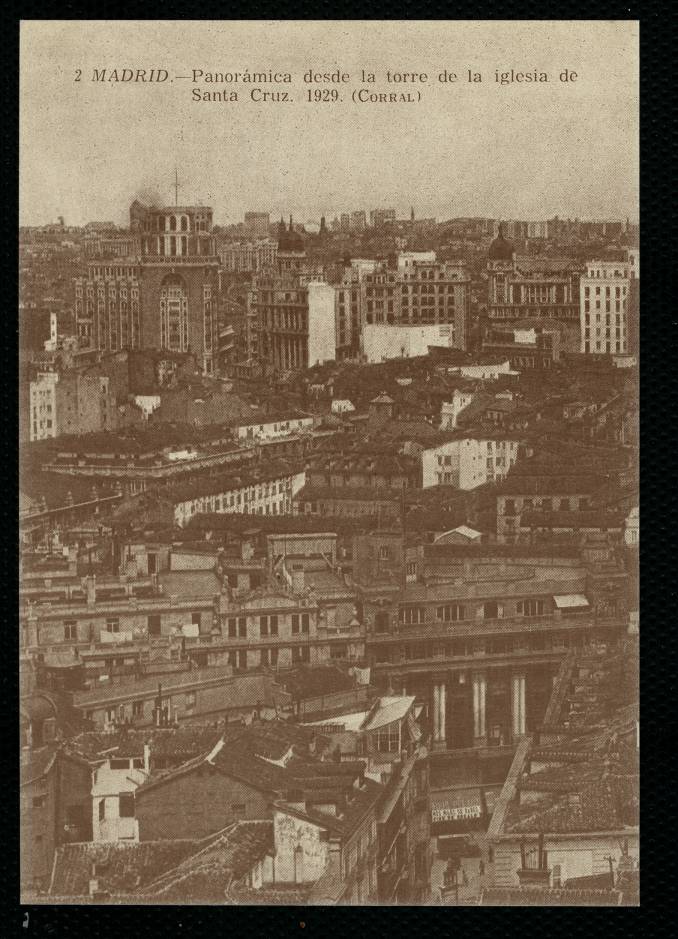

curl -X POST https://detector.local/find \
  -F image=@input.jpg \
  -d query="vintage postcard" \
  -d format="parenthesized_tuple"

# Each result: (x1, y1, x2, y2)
(20, 20, 638, 906)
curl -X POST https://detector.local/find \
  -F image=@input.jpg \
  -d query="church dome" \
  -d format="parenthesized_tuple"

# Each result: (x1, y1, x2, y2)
(489, 222, 515, 261)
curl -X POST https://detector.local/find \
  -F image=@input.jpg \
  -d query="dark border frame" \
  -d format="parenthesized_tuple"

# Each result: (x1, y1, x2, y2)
(4, 5, 674, 936)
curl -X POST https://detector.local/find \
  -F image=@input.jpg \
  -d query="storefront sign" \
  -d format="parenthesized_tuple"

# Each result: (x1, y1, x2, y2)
(432, 805, 482, 822)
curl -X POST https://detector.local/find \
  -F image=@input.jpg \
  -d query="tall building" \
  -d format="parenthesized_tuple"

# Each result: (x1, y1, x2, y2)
(370, 208, 396, 228)
(579, 259, 631, 355)
(487, 224, 582, 352)
(253, 275, 337, 372)
(360, 254, 471, 350)
(350, 210, 367, 231)
(218, 239, 277, 273)
(29, 368, 118, 441)
(243, 211, 270, 238)
(75, 201, 221, 375)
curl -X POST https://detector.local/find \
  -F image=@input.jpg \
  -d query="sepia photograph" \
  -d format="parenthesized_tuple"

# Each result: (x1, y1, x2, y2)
(19, 19, 639, 907)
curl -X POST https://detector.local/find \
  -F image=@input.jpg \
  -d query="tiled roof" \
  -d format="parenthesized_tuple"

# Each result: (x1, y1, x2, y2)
(50, 839, 205, 896)
(509, 775, 639, 834)
(68, 725, 224, 762)
(50, 822, 273, 900)
(138, 822, 273, 901)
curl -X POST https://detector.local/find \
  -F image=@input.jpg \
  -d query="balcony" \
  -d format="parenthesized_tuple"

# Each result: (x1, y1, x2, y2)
(372, 611, 621, 643)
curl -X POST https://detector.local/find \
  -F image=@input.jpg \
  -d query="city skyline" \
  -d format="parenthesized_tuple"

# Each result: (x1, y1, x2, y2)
(20, 20, 638, 227)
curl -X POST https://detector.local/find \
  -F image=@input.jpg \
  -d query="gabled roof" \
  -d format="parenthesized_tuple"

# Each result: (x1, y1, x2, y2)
(49, 822, 272, 900)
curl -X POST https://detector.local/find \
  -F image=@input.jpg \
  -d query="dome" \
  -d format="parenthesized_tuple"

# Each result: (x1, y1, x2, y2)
(489, 222, 515, 261)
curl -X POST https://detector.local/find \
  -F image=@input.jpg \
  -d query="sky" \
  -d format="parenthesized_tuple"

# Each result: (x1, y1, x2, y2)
(20, 20, 639, 227)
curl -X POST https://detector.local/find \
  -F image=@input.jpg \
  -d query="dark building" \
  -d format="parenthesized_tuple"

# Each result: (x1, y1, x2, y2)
(75, 202, 221, 375)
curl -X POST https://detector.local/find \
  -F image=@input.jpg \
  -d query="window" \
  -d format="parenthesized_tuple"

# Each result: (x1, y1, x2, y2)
(119, 793, 135, 818)
(98, 799, 106, 821)
(110, 758, 130, 770)
(379, 545, 390, 561)
(238, 650, 247, 670)
(504, 499, 516, 516)
(292, 613, 300, 634)
(436, 604, 464, 622)
(375, 724, 400, 752)
(260, 615, 269, 637)
(191, 612, 201, 626)
(269, 615, 278, 636)
(185, 691, 196, 709)
(106, 618, 120, 633)
(133, 700, 144, 718)
(228, 617, 237, 638)
(517, 599, 545, 616)
(64, 621, 77, 641)
(231, 803, 246, 815)
(270, 648, 279, 666)
(301, 613, 310, 632)
(32, 795, 46, 809)
(399, 606, 425, 626)
(483, 601, 499, 619)
(148, 614, 161, 636)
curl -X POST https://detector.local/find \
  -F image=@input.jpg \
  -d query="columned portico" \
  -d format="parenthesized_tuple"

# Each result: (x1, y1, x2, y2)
(432, 680, 447, 746)
(472, 672, 487, 742)
(511, 672, 526, 737)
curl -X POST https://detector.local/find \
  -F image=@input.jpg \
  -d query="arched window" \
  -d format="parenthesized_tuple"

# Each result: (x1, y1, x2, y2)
(180, 215, 188, 232)
(169, 215, 177, 232)
(159, 274, 188, 352)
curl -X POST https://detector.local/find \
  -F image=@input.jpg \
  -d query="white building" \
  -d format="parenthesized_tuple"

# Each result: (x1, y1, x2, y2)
(580, 260, 630, 354)
(29, 371, 59, 441)
(233, 414, 314, 442)
(624, 506, 639, 546)
(397, 250, 437, 270)
(92, 752, 149, 842)
(440, 389, 476, 430)
(172, 470, 306, 527)
(421, 436, 521, 490)
(449, 360, 513, 381)
(307, 282, 338, 367)
(363, 324, 455, 363)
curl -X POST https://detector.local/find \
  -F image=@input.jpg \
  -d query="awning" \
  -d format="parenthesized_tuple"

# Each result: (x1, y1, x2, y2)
(553, 594, 590, 610)
(431, 788, 483, 823)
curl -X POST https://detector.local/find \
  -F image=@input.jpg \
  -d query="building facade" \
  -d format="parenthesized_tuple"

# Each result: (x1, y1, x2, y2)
(75, 201, 221, 375)
(579, 260, 630, 355)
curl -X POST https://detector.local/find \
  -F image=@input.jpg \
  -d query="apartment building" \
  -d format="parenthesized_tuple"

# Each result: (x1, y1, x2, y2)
(580, 260, 630, 355)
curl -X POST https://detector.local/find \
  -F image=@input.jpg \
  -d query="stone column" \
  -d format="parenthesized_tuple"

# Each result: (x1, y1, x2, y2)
(439, 681, 447, 744)
(512, 673, 526, 737)
(432, 683, 440, 741)
(472, 673, 486, 741)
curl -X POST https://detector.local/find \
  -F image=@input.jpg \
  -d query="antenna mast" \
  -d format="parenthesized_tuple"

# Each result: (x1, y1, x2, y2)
(174, 167, 180, 206)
